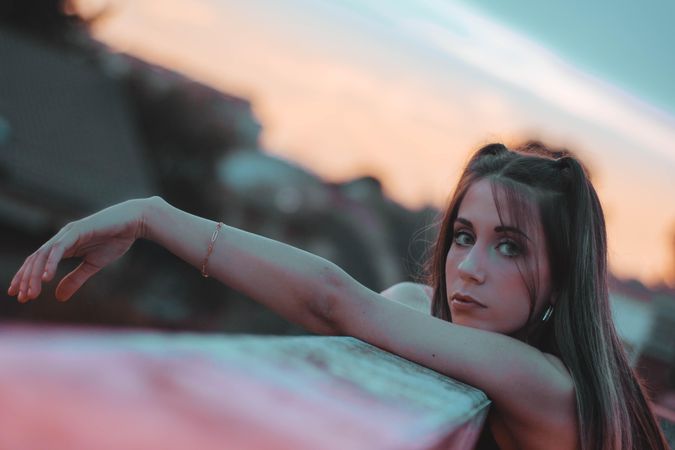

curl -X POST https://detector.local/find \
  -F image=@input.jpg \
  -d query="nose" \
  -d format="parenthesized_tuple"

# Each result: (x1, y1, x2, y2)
(457, 246, 486, 284)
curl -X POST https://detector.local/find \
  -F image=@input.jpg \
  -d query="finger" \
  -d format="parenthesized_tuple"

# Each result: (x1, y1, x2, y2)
(17, 244, 62, 302)
(18, 256, 37, 303)
(8, 255, 31, 298)
(30, 224, 82, 301)
(25, 247, 51, 301)
(8, 257, 26, 296)
(41, 223, 79, 282)
(42, 238, 73, 284)
(55, 260, 101, 302)
(8, 223, 72, 298)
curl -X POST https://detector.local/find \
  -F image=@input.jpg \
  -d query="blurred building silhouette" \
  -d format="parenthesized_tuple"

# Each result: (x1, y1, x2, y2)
(0, 1, 430, 334)
(0, 27, 153, 233)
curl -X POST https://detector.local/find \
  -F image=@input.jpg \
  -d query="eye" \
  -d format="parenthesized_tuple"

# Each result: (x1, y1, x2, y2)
(454, 230, 474, 247)
(497, 239, 522, 257)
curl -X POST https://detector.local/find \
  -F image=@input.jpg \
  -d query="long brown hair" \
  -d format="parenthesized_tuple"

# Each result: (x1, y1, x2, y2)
(427, 142, 668, 449)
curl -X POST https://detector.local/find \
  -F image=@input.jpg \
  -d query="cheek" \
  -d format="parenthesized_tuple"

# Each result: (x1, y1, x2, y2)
(494, 274, 532, 314)
(444, 252, 459, 283)
(500, 271, 531, 294)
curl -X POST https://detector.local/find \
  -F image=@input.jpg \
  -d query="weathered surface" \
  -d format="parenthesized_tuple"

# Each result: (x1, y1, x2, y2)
(0, 323, 490, 450)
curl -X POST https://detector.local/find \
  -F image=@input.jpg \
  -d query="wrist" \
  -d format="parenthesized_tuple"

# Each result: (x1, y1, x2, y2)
(136, 196, 168, 241)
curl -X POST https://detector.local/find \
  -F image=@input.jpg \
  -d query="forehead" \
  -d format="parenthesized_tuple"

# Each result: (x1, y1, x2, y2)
(457, 179, 501, 223)
(458, 178, 542, 235)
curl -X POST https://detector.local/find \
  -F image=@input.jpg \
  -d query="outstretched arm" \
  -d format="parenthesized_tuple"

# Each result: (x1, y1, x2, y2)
(8, 196, 575, 430)
(8, 196, 338, 334)
(142, 197, 338, 334)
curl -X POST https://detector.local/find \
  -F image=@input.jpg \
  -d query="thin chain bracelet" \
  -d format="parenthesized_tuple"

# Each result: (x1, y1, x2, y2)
(201, 222, 224, 278)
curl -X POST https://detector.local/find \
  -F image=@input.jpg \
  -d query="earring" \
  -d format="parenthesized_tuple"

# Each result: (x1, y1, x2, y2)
(542, 304, 554, 322)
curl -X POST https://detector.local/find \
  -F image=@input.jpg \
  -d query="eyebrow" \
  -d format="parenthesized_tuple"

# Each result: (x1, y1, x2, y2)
(455, 217, 531, 241)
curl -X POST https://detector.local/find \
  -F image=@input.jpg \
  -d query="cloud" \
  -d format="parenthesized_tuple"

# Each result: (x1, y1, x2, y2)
(79, 0, 675, 284)
(392, 0, 675, 164)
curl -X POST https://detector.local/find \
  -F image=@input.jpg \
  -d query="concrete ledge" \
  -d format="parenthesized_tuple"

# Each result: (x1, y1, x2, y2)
(0, 323, 490, 450)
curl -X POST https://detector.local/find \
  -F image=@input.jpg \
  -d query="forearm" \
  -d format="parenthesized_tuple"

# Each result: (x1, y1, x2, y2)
(139, 197, 339, 334)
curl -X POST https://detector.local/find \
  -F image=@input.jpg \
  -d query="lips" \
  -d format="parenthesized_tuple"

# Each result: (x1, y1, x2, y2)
(451, 293, 487, 308)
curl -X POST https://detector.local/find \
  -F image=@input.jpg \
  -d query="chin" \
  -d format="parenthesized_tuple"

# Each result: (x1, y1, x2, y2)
(450, 313, 516, 335)
(451, 314, 489, 331)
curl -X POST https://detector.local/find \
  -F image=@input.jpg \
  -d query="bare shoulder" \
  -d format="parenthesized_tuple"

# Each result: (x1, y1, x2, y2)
(493, 350, 577, 445)
(543, 353, 572, 380)
(380, 282, 432, 314)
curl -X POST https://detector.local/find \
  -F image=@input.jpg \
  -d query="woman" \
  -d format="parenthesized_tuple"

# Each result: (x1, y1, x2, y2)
(8, 142, 668, 449)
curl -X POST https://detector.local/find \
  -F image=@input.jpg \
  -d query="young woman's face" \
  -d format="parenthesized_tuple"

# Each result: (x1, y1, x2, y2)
(445, 179, 552, 335)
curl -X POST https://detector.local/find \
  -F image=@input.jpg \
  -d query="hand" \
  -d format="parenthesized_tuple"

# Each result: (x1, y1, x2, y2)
(7, 198, 150, 303)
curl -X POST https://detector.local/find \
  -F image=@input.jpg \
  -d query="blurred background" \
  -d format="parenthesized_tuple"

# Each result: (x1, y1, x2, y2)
(0, 0, 673, 416)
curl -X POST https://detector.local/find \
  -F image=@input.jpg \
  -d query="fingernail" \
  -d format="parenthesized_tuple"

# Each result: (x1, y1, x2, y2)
(42, 271, 48, 280)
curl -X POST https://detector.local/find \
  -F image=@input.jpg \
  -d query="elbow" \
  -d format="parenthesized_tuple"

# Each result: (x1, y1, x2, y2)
(307, 262, 347, 336)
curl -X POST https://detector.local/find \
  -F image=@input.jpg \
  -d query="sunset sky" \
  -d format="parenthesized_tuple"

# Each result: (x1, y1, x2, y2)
(73, 0, 675, 286)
